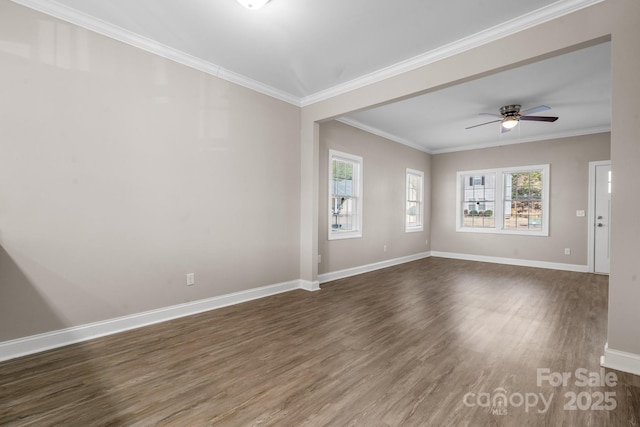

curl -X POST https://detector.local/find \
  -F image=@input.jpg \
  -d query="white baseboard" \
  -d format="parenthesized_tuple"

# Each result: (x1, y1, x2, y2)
(601, 342, 640, 376)
(318, 252, 431, 284)
(317, 250, 587, 285)
(300, 280, 321, 291)
(0, 251, 591, 362)
(430, 251, 589, 273)
(0, 279, 304, 362)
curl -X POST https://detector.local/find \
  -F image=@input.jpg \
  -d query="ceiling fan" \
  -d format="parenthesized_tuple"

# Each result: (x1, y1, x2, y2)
(466, 104, 558, 133)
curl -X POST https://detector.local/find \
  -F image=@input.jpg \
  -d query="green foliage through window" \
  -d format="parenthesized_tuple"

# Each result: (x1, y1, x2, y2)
(504, 170, 544, 231)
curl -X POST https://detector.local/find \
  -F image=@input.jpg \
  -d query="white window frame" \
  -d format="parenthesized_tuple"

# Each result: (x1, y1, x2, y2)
(405, 168, 424, 232)
(328, 149, 363, 240)
(456, 164, 550, 236)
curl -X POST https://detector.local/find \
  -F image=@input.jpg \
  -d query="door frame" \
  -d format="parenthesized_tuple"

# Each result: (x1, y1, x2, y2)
(587, 160, 611, 273)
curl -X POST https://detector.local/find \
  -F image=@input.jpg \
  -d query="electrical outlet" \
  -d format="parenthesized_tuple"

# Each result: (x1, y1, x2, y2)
(186, 273, 195, 286)
(564, 248, 571, 255)
(317, 254, 321, 263)
(383, 245, 387, 252)
(576, 210, 586, 217)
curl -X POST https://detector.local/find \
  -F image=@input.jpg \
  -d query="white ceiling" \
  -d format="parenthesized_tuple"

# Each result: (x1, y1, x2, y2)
(343, 41, 611, 153)
(13, 0, 610, 152)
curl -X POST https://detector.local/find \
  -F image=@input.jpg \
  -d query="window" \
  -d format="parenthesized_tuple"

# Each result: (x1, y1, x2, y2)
(456, 164, 549, 236)
(329, 150, 363, 240)
(503, 170, 543, 231)
(460, 173, 496, 229)
(406, 168, 424, 232)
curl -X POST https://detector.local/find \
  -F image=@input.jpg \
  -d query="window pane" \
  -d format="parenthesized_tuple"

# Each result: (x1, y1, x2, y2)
(329, 150, 363, 239)
(408, 174, 419, 200)
(331, 196, 358, 232)
(332, 159, 354, 197)
(408, 187, 417, 201)
(503, 170, 543, 231)
(406, 201, 419, 226)
(461, 173, 495, 229)
(463, 201, 495, 228)
(406, 170, 424, 230)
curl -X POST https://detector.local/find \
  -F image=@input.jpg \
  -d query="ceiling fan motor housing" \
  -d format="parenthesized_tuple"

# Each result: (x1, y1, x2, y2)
(500, 104, 521, 117)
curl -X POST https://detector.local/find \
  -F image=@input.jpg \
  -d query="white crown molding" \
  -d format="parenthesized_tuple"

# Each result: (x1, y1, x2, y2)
(9, 0, 301, 106)
(337, 117, 610, 155)
(9, 0, 609, 155)
(216, 67, 301, 106)
(0, 278, 307, 362)
(318, 252, 431, 284)
(429, 126, 611, 154)
(430, 251, 589, 273)
(336, 118, 432, 154)
(301, 0, 605, 107)
(11, 0, 602, 108)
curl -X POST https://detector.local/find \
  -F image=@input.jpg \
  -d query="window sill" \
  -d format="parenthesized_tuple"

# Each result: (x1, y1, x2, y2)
(328, 232, 362, 240)
(456, 227, 549, 237)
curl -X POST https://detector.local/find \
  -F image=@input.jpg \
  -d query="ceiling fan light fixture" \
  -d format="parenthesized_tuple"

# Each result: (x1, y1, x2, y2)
(236, 0, 270, 9)
(501, 116, 519, 129)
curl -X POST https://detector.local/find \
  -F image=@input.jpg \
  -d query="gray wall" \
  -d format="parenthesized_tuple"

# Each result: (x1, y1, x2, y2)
(608, 0, 640, 357)
(431, 133, 610, 265)
(0, 2, 301, 341)
(318, 120, 431, 275)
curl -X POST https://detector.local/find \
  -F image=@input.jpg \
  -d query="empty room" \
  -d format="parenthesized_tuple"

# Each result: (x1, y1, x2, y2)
(1, 0, 639, 425)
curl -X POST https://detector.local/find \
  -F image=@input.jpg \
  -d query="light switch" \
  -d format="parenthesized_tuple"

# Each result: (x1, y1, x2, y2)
(576, 210, 585, 217)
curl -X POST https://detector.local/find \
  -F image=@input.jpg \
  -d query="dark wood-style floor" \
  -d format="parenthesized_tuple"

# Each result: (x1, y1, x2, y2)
(1, 257, 639, 426)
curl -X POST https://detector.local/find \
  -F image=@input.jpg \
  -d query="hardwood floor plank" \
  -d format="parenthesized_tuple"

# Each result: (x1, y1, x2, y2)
(1, 257, 639, 426)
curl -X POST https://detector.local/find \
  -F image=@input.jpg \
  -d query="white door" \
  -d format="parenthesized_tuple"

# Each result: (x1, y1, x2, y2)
(594, 164, 611, 274)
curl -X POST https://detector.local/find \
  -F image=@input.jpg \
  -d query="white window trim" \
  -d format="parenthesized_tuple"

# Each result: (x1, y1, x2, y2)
(456, 164, 550, 236)
(405, 168, 424, 232)
(328, 149, 363, 240)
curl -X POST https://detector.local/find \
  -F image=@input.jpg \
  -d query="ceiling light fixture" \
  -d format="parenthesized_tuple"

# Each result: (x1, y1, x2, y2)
(236, 0, 270, 10)
(501, 116, 519, 129)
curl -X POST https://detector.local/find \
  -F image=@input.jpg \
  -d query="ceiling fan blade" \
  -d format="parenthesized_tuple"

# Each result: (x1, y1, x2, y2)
(520, 115, 558, 122)
(465, 119, 501, 129)
(520, 105, 550, 116)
